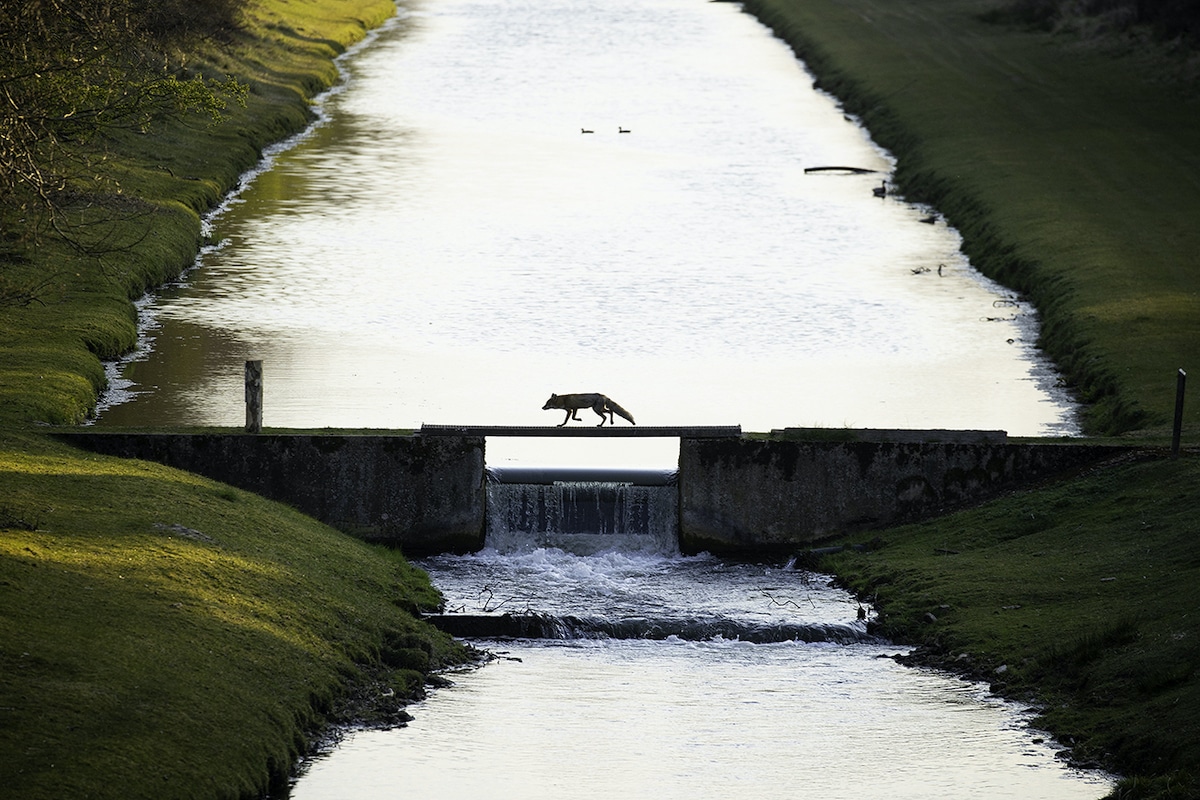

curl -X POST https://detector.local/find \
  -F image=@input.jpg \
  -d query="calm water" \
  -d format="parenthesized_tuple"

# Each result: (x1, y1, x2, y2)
(95, 0, 1105, 795)
(96, 0, 1077, 466)
(285, 547, 1112, 799)
(290, 640, 1108, 800)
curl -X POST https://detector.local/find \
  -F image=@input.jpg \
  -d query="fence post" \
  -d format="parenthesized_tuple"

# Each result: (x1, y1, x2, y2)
(245, 360, 263, 434)
(1172, 368, 1186, 458)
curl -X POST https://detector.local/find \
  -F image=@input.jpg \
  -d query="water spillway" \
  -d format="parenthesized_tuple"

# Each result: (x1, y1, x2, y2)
(436, 466, 873, 644)
(485, 466, 679, 555)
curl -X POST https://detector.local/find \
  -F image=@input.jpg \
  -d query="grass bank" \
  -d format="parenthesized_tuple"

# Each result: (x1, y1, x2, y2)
(743, 0, 1200, 436)
(738, 2, 1200, 795)
(0, 0, 396, 428)
(0, 428, 475, 798)
(0, 2, 484, 798)
(813, 449, 1200, 798)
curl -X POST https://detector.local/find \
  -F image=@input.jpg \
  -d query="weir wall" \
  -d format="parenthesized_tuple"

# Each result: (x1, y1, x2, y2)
(61, 433, 487, 555)
(679, 435, 1127, 555)
(60, 431, 1129, 556)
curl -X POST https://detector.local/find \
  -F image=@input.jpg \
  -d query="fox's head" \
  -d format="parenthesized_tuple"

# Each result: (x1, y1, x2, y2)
(541, 394, 559, 410)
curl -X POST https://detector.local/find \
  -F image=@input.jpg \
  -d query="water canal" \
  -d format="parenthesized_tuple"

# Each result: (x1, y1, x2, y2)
(95, 0, 1107, 795)
(96, 0, 1077, 466)
(289, 519, 1112, 799)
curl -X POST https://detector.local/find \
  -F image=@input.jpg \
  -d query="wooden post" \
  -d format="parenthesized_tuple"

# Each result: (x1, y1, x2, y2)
(1172, 368, 1186, 458)
(245, 360, 263, 433)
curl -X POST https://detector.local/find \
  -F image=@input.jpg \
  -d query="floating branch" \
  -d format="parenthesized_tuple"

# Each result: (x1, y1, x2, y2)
(803, 166, 879, 174)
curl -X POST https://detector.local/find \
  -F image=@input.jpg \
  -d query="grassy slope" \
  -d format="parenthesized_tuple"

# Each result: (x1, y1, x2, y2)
(734, 1, 1200, 794)
(818, 451, 1200, 797)
(0, 2, 481, 798)
(743, 0, 1200, 435)
(0, 429, 474, 799)
(0, 0, 396, 427)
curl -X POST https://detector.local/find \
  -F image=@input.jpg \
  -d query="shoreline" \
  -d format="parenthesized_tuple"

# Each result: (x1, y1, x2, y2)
(740, 0, 1200, 438)
(736, 2, 1199, 794)
(93, 13, 407, 422)
(3, 0, 1198, 797)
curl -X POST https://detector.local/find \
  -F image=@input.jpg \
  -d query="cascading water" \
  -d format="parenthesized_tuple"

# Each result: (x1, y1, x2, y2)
(484, 466, 679, 556)
(425, 465, 875, 643)
(290, 484, 1114, 800)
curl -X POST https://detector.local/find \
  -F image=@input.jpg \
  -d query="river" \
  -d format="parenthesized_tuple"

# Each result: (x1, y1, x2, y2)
(96, 0, 1077, 466)
(286, 524, 1112, 799)
(95, 0, 1107, 796)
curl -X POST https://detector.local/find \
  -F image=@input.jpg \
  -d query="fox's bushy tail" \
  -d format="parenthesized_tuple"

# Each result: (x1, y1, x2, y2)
(607, 398, 635, 425)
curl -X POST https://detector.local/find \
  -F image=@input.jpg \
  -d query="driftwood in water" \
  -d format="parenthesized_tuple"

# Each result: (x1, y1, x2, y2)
(804, 166, 879, 174)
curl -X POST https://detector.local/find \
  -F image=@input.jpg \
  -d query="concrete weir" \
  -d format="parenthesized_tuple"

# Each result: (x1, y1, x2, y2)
(61, 432, 487, 555)
(679, 430, 1128, 555)
(59, 428, 1130, 557)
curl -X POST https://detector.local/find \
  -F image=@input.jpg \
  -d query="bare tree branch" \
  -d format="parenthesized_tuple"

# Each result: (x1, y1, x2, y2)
(0, 0, 247, 305)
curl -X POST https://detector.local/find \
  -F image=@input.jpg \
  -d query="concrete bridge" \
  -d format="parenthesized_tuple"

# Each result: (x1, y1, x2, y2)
(418, 424, 742, 437)
(60, 427, 1129, 557)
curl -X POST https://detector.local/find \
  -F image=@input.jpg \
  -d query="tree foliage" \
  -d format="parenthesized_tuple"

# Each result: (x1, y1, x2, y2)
(0, 0, 247, 303)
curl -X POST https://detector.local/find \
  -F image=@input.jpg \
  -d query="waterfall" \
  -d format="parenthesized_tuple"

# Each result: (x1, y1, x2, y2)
(485, 467, 679, 555)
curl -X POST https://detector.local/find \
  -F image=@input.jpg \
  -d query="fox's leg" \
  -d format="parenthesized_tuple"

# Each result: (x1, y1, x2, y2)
(593, 401, 610, 426)
(559, 409, 572, 426)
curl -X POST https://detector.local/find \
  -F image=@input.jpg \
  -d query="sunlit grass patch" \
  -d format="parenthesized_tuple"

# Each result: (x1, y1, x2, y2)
(0, 432, 469, 798)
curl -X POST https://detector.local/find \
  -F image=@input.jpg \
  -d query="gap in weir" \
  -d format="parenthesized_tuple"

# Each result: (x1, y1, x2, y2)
(484, 436, 682, 472)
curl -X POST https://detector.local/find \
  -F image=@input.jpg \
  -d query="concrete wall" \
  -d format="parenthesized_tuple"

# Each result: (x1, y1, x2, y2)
(62, 433, 486, 554)
(62, 430, 1132, 559)
(678, 437, 1128, 555)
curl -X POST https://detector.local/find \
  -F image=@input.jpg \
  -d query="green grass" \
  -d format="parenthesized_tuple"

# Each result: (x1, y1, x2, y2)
(0, 2, 475, 797)
(4, 0, 1200, 797)
(0, 428, 474, 799)
(734, 5, 1200, 791)
(0, 0, 396, 428)
(744, 0, 1200, 436)
(819, 450, 1200, 797)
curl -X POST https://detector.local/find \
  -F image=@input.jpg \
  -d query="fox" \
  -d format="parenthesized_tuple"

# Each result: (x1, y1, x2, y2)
(542, 393, 636, 427)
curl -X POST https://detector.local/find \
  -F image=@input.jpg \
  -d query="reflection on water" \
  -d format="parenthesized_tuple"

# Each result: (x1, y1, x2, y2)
(292, 642, 1111, 800)
(286, 550, 1113, 800)
(93, 4, 1106, 795)
(97, 0, 1078, 467)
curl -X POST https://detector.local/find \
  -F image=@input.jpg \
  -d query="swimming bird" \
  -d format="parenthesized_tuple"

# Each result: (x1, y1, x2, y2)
(872, 180, 887, 198)
(919, 214, 938, 224)
(581, 128, 594, 134)
(618, 127, 630, 133)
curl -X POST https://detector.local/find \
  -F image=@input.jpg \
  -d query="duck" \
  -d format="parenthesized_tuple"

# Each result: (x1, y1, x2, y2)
(618, 127, 630, 133)
(872, 180, 887, 198)
(581, 128, 594, 134)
